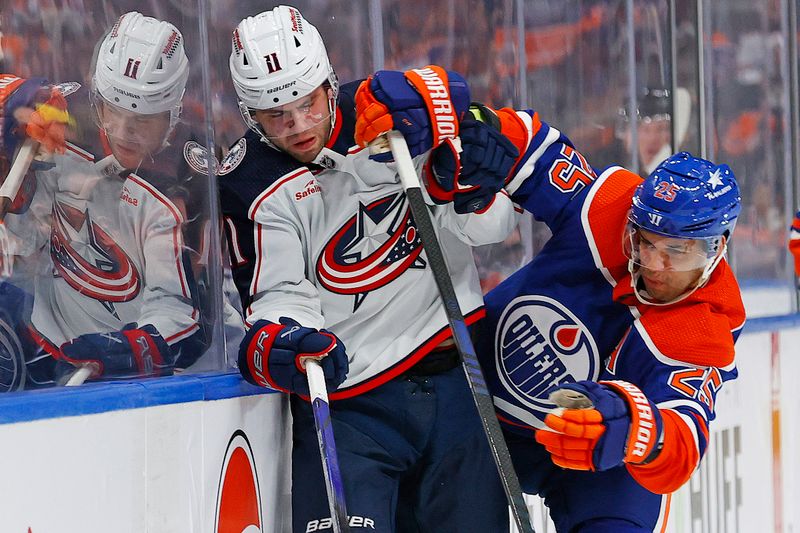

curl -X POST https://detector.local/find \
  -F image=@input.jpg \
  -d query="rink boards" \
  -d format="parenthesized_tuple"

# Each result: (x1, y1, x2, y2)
(0, 374, 291, 533)
(0, 320, 798, 533)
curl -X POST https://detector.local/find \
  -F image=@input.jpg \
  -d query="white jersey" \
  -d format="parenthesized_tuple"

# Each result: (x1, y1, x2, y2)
(7, 142, 200, 350)
(220, 106, 519, 397)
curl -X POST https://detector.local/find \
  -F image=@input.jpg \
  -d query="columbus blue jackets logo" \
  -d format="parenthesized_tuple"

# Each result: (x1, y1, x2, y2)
(495, 295, 599, 425)
(50, 201, 141, 310)
(218, 138, 246, 176)
(183, 140, 217, 174)
(316, 192, 425, 310)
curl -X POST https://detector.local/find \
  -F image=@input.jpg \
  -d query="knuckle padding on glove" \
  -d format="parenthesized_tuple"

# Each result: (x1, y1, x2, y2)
(58, 325, 169, 378)
(240, 318, 348, 395)
(425, 118, 518, 214)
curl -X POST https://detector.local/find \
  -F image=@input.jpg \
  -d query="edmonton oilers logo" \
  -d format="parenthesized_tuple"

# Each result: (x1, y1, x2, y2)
(495, 295, 600, 422)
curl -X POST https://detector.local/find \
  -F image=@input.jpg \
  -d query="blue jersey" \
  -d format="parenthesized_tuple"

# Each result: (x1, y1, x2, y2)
(476, 108, 746, 530)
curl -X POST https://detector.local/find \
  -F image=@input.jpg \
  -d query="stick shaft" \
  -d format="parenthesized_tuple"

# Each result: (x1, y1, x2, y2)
(387, 131, 534, 533)
(0, 138, 37, 221)
(306, 360, 350, 533)
(64, 366, 93, 387)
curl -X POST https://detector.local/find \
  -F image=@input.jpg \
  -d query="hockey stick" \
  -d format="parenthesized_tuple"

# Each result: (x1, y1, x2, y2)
(63, 365, 93, 387)
(385, 131, 535, 533)
(305, 358, 350, 533)
(0, 138, 37, 222)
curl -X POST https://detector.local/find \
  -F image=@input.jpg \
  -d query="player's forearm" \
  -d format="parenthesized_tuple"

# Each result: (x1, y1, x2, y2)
(432, 191, 520, 246)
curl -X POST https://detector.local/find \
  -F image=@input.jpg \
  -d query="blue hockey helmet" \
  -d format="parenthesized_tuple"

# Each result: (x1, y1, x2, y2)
(624, 152, 741, 304)
(629, 151, 741, 240)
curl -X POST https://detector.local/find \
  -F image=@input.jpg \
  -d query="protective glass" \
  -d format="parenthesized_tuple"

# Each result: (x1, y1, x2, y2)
(252, 86, 332, 141)
(623, 222, 720, 272)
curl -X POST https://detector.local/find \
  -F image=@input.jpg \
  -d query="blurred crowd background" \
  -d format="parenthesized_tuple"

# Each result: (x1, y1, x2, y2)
(2, 0, 797, 307)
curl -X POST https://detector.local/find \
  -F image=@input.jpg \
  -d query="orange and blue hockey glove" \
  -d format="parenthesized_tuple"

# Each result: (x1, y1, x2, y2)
(1, 74, 71, 159)
(535, 380, 663, 471)
(354, 65, 470, 161)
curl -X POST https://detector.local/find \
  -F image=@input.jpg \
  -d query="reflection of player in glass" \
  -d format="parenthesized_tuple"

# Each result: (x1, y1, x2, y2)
(596, 87, 691, 177)
(222, 6, 518, 532)
(464, 91, 744, 530)
(618, 88, 673, 174)
(0, 12, 209, 391)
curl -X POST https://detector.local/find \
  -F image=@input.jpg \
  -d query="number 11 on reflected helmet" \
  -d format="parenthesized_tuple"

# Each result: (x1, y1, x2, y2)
(91, 12, 189, 131)
(229, 6, 339, 111)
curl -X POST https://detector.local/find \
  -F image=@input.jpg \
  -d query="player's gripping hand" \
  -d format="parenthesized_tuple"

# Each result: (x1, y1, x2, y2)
(354, 65, 470, 161)
(238, 317, 349, 396)
(57, 324, 173, 381)
(535, 380, 663, 471)
(0, 74, 71, 159)
(424, 117, 518, 214)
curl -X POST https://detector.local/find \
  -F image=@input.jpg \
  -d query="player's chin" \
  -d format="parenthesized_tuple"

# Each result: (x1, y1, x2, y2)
(643, 282, 681, 303)
(287, 138, 323, 163)
(111, 143, 146, 169)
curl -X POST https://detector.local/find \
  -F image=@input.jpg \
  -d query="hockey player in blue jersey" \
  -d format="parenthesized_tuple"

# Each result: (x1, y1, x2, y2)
(221, 6, 521, 532)
(459, 103, 746, 531)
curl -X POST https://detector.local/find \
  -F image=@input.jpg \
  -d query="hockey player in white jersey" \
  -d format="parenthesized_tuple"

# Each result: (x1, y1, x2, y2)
(222, 6, 520, 532)
(0, 12, 210, 389)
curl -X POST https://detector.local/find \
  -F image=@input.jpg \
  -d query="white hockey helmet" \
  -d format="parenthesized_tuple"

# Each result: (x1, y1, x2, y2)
(230, 6, 338, 111)
(91, 12, 189, 131)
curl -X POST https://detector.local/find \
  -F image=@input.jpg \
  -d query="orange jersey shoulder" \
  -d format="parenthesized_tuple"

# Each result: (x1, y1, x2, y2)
(638, 261, 745, 368)
(583, 168, 642, 282)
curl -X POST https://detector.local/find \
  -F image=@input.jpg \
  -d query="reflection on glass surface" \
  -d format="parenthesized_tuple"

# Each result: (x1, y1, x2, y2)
(0, 7, 238, 392)
(708, 2, 790, 282)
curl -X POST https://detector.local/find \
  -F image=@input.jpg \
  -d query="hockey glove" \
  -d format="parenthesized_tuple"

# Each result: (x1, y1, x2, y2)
(424, 117, 518, 214)
(354, 65, 470, 161)
(535, 380, 663, 472)
(58, 324, 173, 380)
(0, 74, 70, 159)
(239, 317, 349, 396)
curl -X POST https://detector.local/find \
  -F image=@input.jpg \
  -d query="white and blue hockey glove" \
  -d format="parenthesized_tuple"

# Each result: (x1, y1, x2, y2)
(239, 317, 349, 396)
